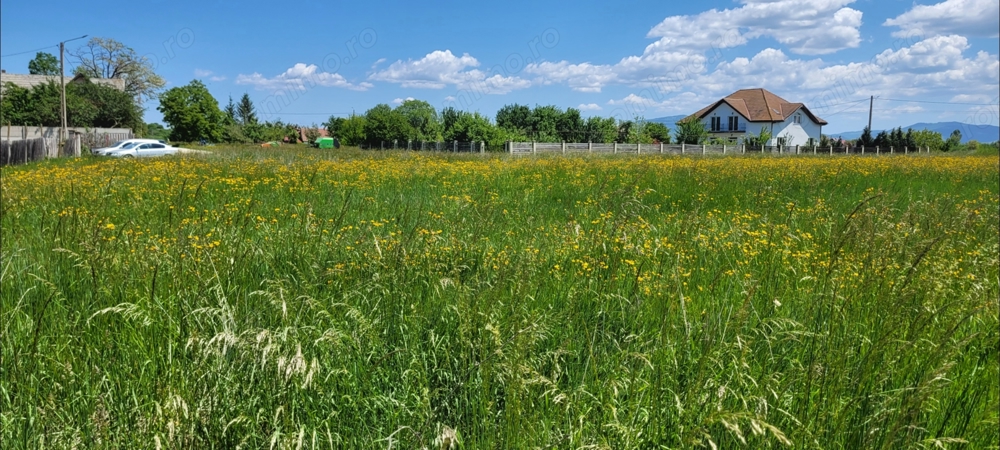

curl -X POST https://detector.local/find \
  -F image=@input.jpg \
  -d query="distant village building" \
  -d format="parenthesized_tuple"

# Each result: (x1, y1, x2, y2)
(0, 71, 126, 92)
(686, 88, 827, 147)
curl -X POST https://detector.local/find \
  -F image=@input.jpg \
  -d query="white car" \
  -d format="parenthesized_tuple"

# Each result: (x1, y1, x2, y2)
(92, 139, 166, 156)
(107, 142, 179, 158)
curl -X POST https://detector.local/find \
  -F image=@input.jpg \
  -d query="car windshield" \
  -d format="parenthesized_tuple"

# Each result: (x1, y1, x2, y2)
(121, 142, 139, 149)
(110, 141, 125, 148)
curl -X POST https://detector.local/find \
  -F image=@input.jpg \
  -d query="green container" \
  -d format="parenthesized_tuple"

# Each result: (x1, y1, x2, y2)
(316, 137, 335, 149)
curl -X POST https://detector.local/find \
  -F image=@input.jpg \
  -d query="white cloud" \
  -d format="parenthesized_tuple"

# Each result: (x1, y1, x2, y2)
(369, 50, 530, 94)
(392, 96, 415, 105)
(209, 76, 227, 82)
(236, 63, 373, 91)
(646, 0, 863, 55)
(884, 0, 1000, 38)
(526, 61, 617, 92)
(524, 0, 863, 94)
(578, 103, 602, 111)
(194, 69, 214, 77)
(443, 95, 456, 102)
(875, 35, 970, 73)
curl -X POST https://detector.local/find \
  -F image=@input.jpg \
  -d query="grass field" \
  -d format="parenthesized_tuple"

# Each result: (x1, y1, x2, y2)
(2, 149, 998, 448)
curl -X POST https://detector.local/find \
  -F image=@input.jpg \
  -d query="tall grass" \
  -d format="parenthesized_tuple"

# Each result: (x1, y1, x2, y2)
(1, 151, 997, 448)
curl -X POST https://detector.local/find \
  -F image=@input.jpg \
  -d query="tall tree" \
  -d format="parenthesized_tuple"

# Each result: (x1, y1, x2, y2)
(237, 93, 257, 125)
(157, 80, 224, 142)
(495, 103, 532, 133)
(71, 37, 165, 102)
(395, 99, 441, 141)
(557, 108, 584, 142)
(676, 118, 709, 145)
(943, 129, 962, 152)
(644, 122, 671, 144)
(858, 126, 874, 147)
(223, 96, 237, 124)
(363, 104, 413, 145)
(528, 105, 562, 141)
(28, 52, 59, 75)
(583, 116, 618, 143)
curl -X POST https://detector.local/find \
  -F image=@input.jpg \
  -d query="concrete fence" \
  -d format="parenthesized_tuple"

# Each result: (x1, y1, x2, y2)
(507, 142, 933, 156)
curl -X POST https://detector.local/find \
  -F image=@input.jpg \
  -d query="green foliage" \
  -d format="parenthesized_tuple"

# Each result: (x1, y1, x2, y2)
(744, 127, 772, 148)
(363, 104, 413, 145)
(331, 114, 367, 146)
(0, 82, 34, 126)
(583, 116, 618, 143)
(643, 122, 671, 144)
(911, 129, 944, 152)
(143, 123, 171, 141)
(237, 93, 257, 126)
(528, 105, 562, 141)
(495, 103, 532, 133)
(157, 80, 224, 143)
(943, 129, 962, 152)
(557, 108, 584, 142)
(676, 117, 709, 144)
(0, 79, 141, 129)
(71, 37, 165, 103)
(27, 52, 59, 75)
(395, 99, 441, 141)
(858, 126, 873, 147)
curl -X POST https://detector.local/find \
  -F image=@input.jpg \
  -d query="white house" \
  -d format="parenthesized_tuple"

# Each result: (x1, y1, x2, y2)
(685, 88, 827, 147)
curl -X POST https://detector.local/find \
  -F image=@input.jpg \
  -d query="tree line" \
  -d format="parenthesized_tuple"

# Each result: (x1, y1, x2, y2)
(322, 101, 673, 149)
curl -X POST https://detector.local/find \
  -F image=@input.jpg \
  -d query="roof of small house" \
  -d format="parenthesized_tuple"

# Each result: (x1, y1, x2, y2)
(0, 72, 126, 91)
(686, 88, 828, 125)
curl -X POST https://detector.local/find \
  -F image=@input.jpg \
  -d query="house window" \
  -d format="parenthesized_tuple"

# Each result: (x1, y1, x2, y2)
(710, 117, 722, 132)
(728, 116, 739, 131)
(777, 137, 786, 146)
(794, 115, 801, 124)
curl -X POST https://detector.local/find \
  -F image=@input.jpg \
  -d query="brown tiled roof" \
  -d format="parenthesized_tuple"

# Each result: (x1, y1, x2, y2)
(0, 72, 126, 91)
(298, 127, 330, 142)
(686, 88, 828, 125)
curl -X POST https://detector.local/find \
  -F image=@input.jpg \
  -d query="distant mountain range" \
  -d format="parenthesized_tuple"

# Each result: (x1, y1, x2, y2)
(646, 117, 999, 143)
(826, 122, 999, 143)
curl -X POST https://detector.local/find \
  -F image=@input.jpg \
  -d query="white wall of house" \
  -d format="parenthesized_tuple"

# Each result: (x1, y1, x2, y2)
(772, 111, 822, 146)
(698, 103, 748, 134)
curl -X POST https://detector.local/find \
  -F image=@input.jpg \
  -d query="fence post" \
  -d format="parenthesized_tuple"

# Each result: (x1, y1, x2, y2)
(453, 140, 458, 152)
(860, 145, 864, 155)
(660, 142, 664, 153)
(562, 141, 566, 154)
(589, 141, 593, 153)
(681, 143, 685, 154)
(890, 146, 894, 154)
(481, 141, 485, 154)
(795, 145, 799, 154)
(723, 144, 726, 154)
(637, 143, 641, 154)
(614, 142, 618, 154)
(904, 146, 907, 154)
(742, 144, 745, 154)
(701, 144, 705, 155)
(532, 141, 536, 154)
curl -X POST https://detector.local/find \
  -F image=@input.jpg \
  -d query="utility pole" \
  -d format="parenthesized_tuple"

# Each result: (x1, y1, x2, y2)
(867, 95, 873, 132)
(59, 35, 88, 145)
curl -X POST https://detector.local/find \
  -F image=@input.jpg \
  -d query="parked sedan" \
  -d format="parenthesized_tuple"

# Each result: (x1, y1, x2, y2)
(92, 139, 166, 156)
(107, 142, 179, 158)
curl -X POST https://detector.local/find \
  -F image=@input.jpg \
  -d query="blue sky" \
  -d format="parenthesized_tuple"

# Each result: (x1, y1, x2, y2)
(1, 0, 998, 133)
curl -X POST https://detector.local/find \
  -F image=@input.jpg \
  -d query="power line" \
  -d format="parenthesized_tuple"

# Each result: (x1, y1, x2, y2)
(881, 98, 997, 106)
(1, 44, 59, 58)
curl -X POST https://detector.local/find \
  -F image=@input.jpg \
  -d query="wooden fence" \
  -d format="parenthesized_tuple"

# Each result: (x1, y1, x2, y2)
(1, 138, 48, 166)
(507, 142, 932, 155)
